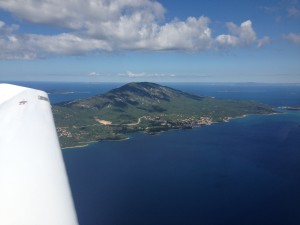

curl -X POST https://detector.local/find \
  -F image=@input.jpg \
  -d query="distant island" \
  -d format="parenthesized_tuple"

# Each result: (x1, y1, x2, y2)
(52, 82, 275, 148)
(47, 90, 75, 94)
(278, 106, 300, 111)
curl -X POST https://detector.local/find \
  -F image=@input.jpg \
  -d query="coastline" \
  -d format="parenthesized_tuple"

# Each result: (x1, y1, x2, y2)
(62, 144, 88, 150)
(61, 112, 277, 150)
(224, 111, 280, 122)
(62, 138, 130, 150)
(62, 140, 98, 150)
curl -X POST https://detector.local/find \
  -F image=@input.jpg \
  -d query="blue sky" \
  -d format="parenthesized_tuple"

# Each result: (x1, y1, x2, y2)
(0, 0, 299, 83)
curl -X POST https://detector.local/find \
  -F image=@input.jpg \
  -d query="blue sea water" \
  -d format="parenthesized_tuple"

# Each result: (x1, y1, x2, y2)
(5, 81, 300, 225)
(64, 112, 300, 225)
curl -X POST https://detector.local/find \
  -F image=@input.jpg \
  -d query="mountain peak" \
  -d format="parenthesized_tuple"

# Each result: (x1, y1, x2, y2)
(110, 82, 172, 98)
(106, 82, 205, 104)
(63, 82, 204, 110)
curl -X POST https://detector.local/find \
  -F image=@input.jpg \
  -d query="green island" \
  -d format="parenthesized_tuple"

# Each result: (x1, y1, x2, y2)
(52, 82, 275, 148)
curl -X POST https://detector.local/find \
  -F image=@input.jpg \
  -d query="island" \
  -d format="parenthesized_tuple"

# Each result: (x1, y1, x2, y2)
(52, 82, 275, 148)
(47, 90, 75, 94)
(278, 106, 300, 111)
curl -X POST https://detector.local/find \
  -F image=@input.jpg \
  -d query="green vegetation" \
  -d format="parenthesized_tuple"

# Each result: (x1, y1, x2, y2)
(53, 82, 275, 148)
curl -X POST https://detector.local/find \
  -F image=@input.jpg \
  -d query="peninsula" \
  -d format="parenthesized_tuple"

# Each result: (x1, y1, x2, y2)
(52, 82, 274, 148)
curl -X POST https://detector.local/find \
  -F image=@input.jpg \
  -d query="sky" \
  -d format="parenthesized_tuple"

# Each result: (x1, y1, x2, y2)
(0, 0, 299, 83)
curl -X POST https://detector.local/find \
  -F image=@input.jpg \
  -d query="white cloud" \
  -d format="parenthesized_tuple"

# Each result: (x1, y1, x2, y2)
(0, 20, 18, 35)
(119, 71, 176, 78)
(215, 20, 270, 48)
(257, 36, 271, 47)
(126, 71, 146, 77)
(153, 17, 212, 51)
(0, 28, 111, 59)
(0, 20, 4, 28)
(282, 33, 300, 44)
(0, 1, 267, 59)
(0, 21, 34, 59)
(28, 33, 111, 55)
(215, 35, 239, 47)
(216, 20, 258, 47)
(88, 72, 101, 76)
(0, 0, 165, 31)
(228, 20, 257, 44)
(83, 15, 212, 51)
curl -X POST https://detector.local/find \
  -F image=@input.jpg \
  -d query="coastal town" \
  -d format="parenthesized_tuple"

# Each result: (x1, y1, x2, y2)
(56, 115, 218, 142)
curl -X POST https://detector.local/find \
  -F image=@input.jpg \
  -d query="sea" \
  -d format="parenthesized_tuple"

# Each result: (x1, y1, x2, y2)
(6, 82, 300, 225)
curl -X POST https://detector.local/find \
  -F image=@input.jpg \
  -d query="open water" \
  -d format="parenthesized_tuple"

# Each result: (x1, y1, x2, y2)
(6, 82, 300, 225)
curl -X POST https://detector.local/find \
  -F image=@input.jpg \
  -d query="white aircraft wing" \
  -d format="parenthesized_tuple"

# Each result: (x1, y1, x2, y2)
(0, 84, 78, 225)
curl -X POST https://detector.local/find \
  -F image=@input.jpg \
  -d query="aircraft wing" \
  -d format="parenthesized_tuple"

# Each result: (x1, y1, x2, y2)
(0, 84, 78, 225)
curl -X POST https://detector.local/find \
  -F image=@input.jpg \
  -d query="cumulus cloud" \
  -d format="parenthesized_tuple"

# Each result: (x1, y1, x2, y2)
(215, 35, 239, 47)
(216, 20, 259, 47)
(0, 0, 267, 59)
(0, 0, 165, 30)
(215, 20, 270, 48)
(153, 17, 212, 51)
(282, 33, 300, 44)
(0, 21, 34, 59)
(228, 20, 257, 44)
(28, 33, 111, 55)
(0, 22, 111, 59)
